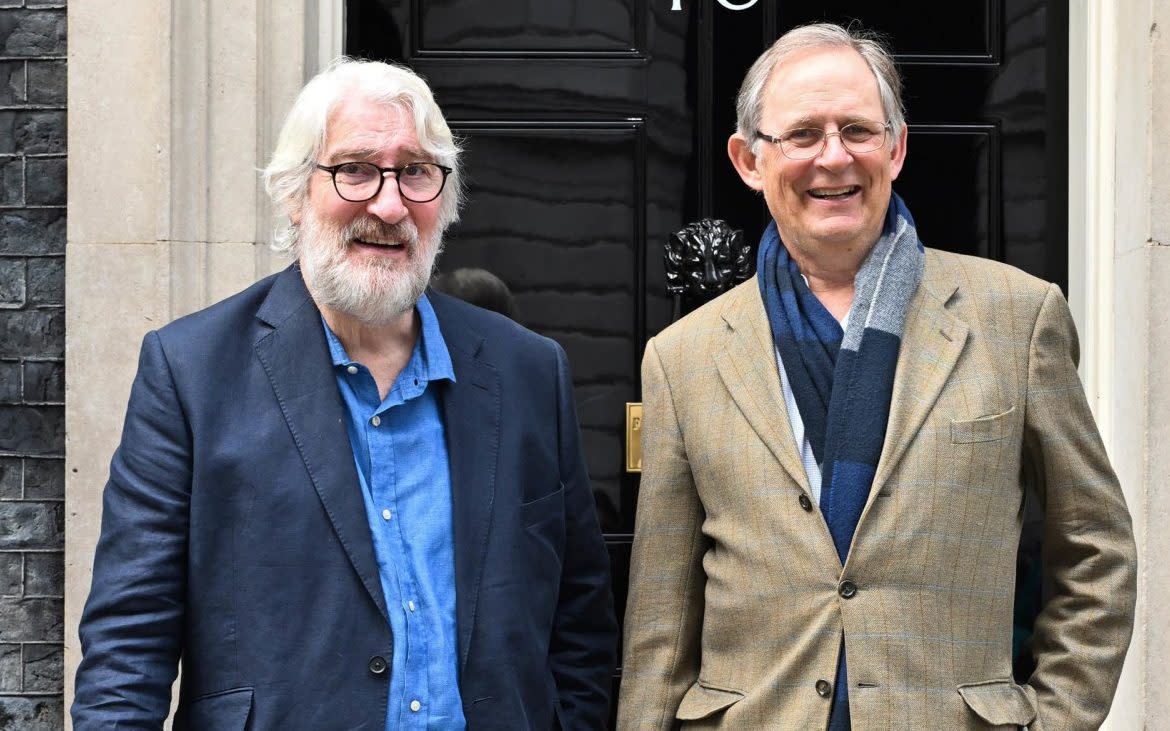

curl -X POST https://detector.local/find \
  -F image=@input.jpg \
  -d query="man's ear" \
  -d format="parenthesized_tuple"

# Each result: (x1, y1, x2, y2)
(728, 133, 766, 192)
(889, 123, 908, 181)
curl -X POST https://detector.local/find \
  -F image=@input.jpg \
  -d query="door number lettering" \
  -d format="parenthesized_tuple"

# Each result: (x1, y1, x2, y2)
(672, 0, 760, 9)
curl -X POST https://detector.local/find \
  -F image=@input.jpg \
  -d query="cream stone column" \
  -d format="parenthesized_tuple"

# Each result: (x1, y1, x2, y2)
(1148, 3, 1170, 722)
(63, 0, 341, 723)
(1070, 0, 1167, 727)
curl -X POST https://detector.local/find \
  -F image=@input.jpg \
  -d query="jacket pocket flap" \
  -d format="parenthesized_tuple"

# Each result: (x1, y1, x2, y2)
(676, 681, 745, 721)
(186, 687, 254, 730)
(951, 406, 1016, 443)
(957, 679, 1036, 726)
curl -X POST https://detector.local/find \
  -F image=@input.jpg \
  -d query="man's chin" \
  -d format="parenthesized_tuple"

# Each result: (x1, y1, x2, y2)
(344, 298, 417, 326)
(800, 219, 883, 249)
(337, 281, 425, 325)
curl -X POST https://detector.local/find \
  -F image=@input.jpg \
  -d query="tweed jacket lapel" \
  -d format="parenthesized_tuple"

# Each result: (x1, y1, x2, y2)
(715, 280, 813, 495)
(871, 252, 969, 498)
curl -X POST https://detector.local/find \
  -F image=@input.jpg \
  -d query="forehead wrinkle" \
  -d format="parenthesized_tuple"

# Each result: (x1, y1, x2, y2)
(323, 146, 381, 164)
(322, 102, 432, 164)
(762, 49, 884, 129)
(323, 145, 434, 165)
(784, 112, 885, 130)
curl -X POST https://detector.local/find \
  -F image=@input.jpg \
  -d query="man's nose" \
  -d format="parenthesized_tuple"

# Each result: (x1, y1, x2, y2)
(816, 132, 853, 168)
(365, 173, 410, 223)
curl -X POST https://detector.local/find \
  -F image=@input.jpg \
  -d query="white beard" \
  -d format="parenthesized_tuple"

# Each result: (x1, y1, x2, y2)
(297, 209, 442, 326)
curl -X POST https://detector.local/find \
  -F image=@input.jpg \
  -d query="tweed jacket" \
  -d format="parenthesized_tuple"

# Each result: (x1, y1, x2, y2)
(618, 248, 1136, 730)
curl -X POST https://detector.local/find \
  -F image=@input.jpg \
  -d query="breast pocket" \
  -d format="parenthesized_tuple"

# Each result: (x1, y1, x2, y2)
(519, 483, 566, 570)
(516, 484, 566, 629)
(519, 483, 565, 529)
(951, 406, 1016, 444)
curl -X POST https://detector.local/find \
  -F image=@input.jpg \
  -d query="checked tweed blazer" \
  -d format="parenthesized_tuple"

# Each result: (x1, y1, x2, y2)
(618, 249, 1136, 730)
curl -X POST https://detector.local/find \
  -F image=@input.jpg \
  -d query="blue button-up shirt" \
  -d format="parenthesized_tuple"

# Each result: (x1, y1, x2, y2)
(323, 294, 466, 730)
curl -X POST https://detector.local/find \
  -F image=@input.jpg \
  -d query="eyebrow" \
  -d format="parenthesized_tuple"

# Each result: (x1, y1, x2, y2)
(323, 146, 434, 165)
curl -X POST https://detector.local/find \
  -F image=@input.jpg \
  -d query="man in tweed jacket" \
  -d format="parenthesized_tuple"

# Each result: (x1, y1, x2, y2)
(617, 23, 1136, 731)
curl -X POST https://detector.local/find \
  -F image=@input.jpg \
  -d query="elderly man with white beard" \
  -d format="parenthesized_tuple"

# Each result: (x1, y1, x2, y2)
(72, 59, 617, 731)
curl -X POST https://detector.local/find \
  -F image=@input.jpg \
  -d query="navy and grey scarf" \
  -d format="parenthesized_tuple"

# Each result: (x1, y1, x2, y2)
(756, 192, 923, 729)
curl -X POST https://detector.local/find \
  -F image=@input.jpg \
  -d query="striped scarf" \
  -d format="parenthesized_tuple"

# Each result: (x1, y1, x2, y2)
(756, 192, 923, 729)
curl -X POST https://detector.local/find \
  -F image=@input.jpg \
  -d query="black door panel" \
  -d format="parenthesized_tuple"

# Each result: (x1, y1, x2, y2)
(346, 0, 1065, 717)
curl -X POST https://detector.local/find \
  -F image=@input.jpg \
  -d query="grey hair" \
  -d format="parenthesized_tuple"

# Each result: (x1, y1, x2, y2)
(735, 23, 905, 155)
(262, 57, 464, 253)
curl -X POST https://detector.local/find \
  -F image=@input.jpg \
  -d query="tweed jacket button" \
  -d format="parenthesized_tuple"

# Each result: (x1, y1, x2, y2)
(368, 655, 387, 674)
(798, 494, 813, 511)
(839, 580, 858, 598)
(816, 679, 833, 698)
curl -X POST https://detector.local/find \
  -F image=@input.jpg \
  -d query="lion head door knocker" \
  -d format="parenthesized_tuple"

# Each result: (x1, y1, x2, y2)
(664, 218, 753, 319)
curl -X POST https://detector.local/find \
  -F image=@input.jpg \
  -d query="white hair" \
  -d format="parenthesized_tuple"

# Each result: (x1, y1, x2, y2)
(262, 57, 464, 253)
(735, 23, 905, 155)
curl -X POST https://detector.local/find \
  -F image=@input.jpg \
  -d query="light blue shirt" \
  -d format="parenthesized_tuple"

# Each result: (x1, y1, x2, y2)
(323, 294, 466, 730)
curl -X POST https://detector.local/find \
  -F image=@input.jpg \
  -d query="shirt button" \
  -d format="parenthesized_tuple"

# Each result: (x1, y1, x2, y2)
(816, 679, 832, 698)
(798, 494, 813, 512)
(839, 580, 858, 599)
(410, 700, 421, 712)
(370, 415, 381, 427)
(382, 509, 392, 520)
(346, 365, 359, 375)
(368, 655, 387, 674)
(408, 600, 416, 612)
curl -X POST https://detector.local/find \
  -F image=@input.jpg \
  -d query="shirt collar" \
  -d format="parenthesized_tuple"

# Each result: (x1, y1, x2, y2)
(321, 293, 456, 386)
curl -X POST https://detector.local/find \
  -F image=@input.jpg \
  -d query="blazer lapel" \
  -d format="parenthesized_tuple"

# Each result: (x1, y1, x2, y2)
(253, 266, 389, 624)
(429, 293, 501, 675)
(714, 280, 814, 493)
(871, 254, 969, 495)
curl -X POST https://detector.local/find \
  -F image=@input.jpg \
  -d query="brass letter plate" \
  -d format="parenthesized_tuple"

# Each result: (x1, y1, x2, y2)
(625, 402, 642, 473)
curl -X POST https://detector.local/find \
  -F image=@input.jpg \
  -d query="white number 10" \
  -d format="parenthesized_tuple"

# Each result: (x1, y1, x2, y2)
(672, 0, 761, 10)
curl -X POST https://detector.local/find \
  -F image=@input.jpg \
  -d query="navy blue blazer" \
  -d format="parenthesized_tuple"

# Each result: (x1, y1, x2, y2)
(73, 265, 617, 730)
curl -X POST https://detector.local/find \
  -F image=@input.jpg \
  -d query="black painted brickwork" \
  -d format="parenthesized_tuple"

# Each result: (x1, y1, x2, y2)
(0, 0, 64, 728)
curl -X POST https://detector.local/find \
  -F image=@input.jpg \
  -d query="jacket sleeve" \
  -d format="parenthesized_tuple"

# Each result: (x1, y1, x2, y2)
(1022, 283, 1137, 731)
(549, 340, 620, 729)
(72, 331, 191, 730)
(616, 337, 706, 730)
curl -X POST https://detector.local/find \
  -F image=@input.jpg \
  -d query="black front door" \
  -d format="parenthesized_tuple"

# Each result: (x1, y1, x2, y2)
(346, 0, 1066, 721)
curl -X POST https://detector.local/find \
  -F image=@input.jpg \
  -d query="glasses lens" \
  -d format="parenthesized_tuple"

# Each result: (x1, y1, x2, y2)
(398, 163, 445, 202)
(842, 123, 884, 152)
(780, 128, 824, 159)
(840, 124, 885, 153)
(332, 162, 382, 201)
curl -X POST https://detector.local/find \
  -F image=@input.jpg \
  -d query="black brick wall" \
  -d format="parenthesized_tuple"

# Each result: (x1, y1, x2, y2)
(0, 0, 64, 728)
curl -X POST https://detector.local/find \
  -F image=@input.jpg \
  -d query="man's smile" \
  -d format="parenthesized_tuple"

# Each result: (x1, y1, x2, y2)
(351, 236, 405, 249)
(808, 185, 861, 200)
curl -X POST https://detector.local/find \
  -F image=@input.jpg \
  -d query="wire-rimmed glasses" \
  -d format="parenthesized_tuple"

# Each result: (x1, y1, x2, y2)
(754, 120, 892, 160)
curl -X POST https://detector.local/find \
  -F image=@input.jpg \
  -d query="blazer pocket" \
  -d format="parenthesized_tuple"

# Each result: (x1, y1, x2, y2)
(957, 679, 1036, 727)
(519, 483, 565, 528)
(951, 406, 1016, 444)
(675, 680, 745, 721)
(183, 687, 254, 731)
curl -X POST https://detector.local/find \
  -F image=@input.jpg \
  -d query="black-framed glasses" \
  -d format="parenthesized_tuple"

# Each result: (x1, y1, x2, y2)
(315, 161, 453, 203)
(754, 120, 892, 160)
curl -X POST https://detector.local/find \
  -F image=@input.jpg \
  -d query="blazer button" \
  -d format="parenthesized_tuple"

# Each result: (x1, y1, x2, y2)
(816, 679, 833, 698)
(798, 494, 813, 512)
(368, 655, 387, 674)
(839, 580, 858, 598)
